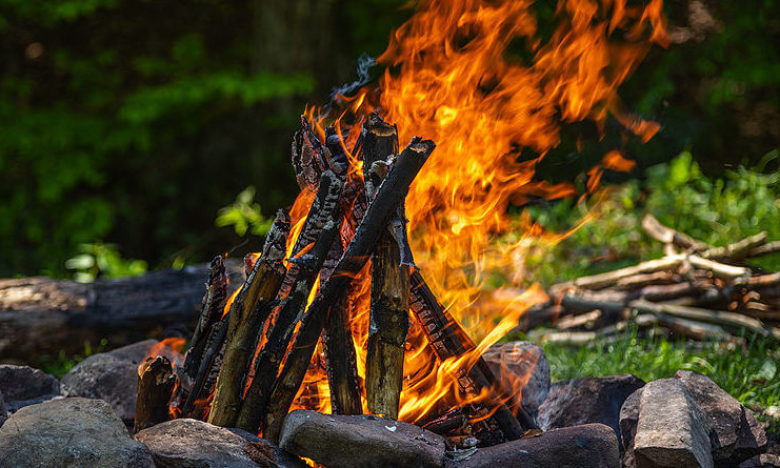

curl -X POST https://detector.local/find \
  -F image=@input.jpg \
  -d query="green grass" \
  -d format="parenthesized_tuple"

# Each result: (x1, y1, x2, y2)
(522, 150, 780, 287)
(542, 327, 780, 435)
(37, 339, 107, 379)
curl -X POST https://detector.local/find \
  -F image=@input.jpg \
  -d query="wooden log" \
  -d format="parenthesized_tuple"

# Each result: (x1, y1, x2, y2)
(178, 256, 229, 408)
(409, 270, 533, 438)
(362, 113, 409, 419)
(701, 232, 767, 261)
(134, 356, 177, 433)
(180, 312, 230, 418)
(261, 137, 435, 442)
(236, 221, 340, 433)
(642, 215, 708, 251)
(207, 211, 290, 427)
(746, 240, 780, 258)
(0, 262, 243, 363)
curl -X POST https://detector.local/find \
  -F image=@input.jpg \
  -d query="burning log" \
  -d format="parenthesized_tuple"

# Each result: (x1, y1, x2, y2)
(207, 211, 290, 428)
(180, 311, 231, 418)
(261, 137, 435, 442)
(236, 220, 340, 432)
(135, 356, 177, 433)
(177, 256, 229, 408)
(409, 270, 534, 440)
(362, 113, 410, 420)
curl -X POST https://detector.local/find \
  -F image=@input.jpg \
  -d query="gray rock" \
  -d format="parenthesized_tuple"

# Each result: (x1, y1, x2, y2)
(61, 339, 167, 423)
(0, 390, 7, 427)
(739, 454, 780, 467)
(0, 397, 154, 467)
(0, 364, 60, 412)
(675, 370, 767, 464)
(483, 341, 551, 417)
(634, 378, 713, 468)
(135, 418, 299, 467)
(537, 374, 645, 446)
(444, 423, 620, 468)
(619, 387, 643, 467)
(279, 409, 446, 468)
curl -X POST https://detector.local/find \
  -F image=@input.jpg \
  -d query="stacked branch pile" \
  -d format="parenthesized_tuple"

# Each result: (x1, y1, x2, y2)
(527, 215, 780, 344)
(135, 114, 536, 445)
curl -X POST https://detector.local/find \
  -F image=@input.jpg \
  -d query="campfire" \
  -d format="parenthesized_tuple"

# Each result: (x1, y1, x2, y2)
(135, 0, 672, 451)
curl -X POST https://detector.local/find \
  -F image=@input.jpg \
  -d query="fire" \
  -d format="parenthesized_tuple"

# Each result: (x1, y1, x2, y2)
(211, 0, 667, 432)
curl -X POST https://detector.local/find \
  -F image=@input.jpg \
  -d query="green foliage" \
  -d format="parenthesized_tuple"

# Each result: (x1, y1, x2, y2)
(65, 243, 147, 282)
(0, 1, 316, 278)
(526, 151, 780, 286)
(38, 338, 107, 379)
(215, 186, 273, 237)
(543, 328, 780, 433)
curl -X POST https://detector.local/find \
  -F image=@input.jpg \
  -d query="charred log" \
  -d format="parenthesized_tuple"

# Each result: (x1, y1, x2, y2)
(261, 137, 435, 442)
(207, 212, 290, 428)
(135, 356, 177, 433)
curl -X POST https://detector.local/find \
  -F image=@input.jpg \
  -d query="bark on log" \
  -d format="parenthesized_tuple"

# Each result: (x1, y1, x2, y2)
(177, 256, 229, 409)
(0, 262, 243, 363)
(180, 311, 231, 418)
(362, 113, 409, 420)
(261, 137, 434, 442)
(409, 270, 532, 439)
(236, 221, 340, 433)
(208, 212, 290, 428)
(642, 215, 708, 251)
(135, 356, 177, 433)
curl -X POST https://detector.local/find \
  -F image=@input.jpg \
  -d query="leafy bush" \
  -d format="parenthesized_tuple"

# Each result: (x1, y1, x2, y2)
(526, 150, 780, 286)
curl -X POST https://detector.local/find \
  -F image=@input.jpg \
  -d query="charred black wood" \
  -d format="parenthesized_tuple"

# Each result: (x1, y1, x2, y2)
(135, 356, 177, 433)
(409, 269, 533, 439)
(261, 137, 435, 442)
(207, 212, 290, 427)
(236, 221, 340, 433)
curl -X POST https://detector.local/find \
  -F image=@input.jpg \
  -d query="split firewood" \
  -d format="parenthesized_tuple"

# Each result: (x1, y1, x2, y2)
(236, 221, 340, 433)
(409, 269, 533, 440)
(362, 113, 410, 420)
(207, 211, 290, 428)
(261, 137, 435, 442)
(180, 311, 230, 418)
(177, 255, 229, 409)
(135, 356, 177, 433)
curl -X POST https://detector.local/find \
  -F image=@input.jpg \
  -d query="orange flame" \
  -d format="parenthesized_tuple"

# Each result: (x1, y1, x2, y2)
(195, 0, 668, 430)
(300, 0, 666, 424)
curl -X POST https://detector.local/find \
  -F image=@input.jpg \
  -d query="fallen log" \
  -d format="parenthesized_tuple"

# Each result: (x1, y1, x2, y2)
(0, 262, 243, 363)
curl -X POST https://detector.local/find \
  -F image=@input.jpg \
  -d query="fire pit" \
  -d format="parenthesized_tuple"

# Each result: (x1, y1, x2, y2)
(0, 0, 778, 467)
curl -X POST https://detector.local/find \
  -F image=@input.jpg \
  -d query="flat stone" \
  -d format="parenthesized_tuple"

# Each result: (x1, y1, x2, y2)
(0, 364, 60, 412)
(136, 418, 304, 467)
(675, 370, 767, 464)
(739, 454, 780, 467)
(537, 374, 645, 446)
(634, 378, 713, 468)
(483, 341, 551, 417)
(61, 339, 166, 423)
(0, 397, 154, 467)
(444, 423, 620, 468)
(279, 409, 446, 468)
(619, 388, 643, 467)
